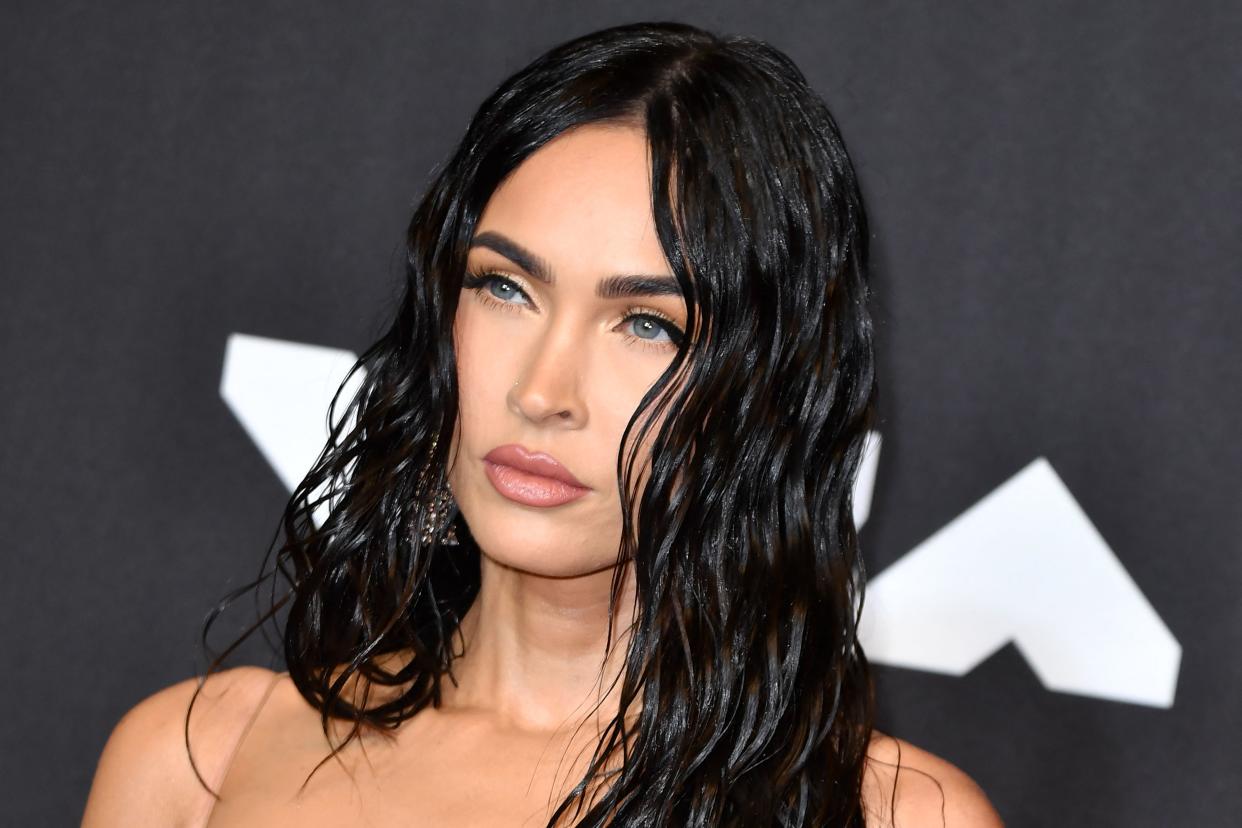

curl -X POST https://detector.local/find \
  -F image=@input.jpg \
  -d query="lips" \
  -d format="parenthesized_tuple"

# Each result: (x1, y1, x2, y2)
(482, 444, 590, 508)
(483, 444, 588, 488)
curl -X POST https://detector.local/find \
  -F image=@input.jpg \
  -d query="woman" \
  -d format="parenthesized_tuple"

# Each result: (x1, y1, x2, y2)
(83, 21, 1002, 827)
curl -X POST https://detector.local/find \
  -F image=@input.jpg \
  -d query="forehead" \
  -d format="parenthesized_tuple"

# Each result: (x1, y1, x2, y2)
(473, 123, 669, 276)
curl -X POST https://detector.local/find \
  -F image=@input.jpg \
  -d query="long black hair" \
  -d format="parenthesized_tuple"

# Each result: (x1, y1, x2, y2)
(191, 20, 882, 827)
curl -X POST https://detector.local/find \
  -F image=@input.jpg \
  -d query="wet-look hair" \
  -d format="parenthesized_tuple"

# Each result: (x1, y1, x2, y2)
(192, 20, 885, 827)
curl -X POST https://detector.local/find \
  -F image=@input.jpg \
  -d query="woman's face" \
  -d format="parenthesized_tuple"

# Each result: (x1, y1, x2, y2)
(447, 123, 687, 578)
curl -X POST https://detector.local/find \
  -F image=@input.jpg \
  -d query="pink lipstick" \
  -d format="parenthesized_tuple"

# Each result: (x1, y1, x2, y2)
(482, 444, 590, 507)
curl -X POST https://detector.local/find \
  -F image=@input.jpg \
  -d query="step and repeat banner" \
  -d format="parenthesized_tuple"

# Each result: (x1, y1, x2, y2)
(3, 2, 1237, 825)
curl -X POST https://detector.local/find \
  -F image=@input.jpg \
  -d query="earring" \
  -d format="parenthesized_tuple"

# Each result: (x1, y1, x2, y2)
(415, 437, 460, 546)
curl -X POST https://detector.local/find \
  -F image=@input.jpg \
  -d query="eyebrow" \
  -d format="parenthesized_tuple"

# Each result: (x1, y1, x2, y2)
(470, 230, 682, 300)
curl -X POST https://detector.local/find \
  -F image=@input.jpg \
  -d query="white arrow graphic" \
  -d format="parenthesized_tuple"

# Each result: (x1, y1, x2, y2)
(853, 430, 881, 531)
(220, 332, 363, 527)
(858, 456, 1181, 708)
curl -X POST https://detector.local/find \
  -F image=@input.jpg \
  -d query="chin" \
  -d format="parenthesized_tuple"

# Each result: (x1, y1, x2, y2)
(464, 516, 623, 579)
(478, 543, 622, 579)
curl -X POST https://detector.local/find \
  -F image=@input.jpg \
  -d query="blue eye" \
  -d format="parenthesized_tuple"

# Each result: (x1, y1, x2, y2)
(624, 313, 684, 349)
(627, 315, 672, 342)
(483, 276, 529, 305)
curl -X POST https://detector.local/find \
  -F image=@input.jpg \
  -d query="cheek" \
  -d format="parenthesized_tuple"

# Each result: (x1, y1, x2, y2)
(619, 367, 687, 491)
(452, 302, 512, 431)
(596, 364, 679, 498)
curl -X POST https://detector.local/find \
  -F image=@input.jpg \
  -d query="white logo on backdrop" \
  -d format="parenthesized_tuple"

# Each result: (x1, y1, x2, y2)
(220, 333, 363, 528)
(854, 442, 1181, 709)
(221, 332, 1181, 708)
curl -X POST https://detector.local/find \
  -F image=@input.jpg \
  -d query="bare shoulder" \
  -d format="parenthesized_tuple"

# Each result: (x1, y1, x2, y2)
(81, 665, 285, 828)
(861, 729, 1004, 828)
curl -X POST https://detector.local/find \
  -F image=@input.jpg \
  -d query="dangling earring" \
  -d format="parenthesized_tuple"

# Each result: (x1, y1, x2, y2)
(415, 437, 460, 546)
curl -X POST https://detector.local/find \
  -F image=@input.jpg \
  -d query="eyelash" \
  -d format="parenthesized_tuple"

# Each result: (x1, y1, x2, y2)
(462, 270, 685, 351)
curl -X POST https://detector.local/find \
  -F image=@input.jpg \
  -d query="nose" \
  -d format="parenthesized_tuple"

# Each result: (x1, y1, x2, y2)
(508, 319, 588, 428)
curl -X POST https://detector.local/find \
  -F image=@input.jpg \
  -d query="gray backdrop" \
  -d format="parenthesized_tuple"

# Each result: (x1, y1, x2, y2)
(2, 1, 1238, 825)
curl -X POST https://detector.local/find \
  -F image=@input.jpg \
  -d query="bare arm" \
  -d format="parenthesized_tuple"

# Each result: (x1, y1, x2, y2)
(81, 666, 280, 828)
(863, 729, 1005, 828)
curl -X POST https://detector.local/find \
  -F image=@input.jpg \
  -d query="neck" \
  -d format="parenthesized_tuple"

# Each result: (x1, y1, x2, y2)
(440, 555, 639, 734)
